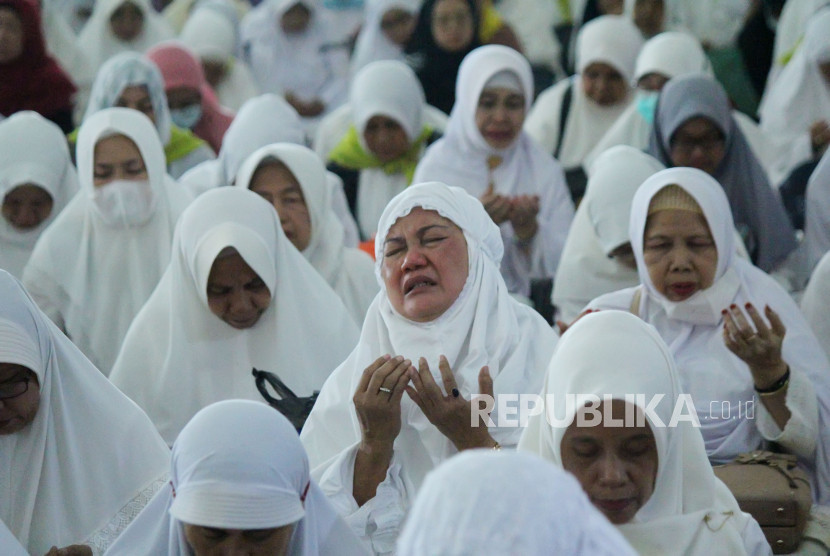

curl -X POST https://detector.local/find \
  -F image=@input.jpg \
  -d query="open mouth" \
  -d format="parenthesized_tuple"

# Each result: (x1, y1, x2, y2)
(404, 277, 437, 295)
(669, 282, 697, 298)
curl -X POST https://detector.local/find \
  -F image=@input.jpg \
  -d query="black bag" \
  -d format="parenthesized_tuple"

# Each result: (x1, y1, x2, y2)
(252, 368, 318, 433)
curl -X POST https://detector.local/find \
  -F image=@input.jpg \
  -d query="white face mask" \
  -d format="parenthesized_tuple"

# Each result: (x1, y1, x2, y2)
(92, 179, 157, 227)
(170, 104, 203, 130)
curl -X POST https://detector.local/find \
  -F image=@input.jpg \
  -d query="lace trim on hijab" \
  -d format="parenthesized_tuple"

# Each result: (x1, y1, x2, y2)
(84, 473, 169, 555)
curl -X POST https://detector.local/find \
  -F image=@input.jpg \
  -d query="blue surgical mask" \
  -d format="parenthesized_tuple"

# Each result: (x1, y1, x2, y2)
(170, 104, 203, 130)
(635, 90, 659, 125)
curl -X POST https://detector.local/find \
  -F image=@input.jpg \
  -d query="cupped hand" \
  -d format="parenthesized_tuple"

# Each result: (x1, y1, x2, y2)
(353, 355, 413, 448)
(723, 303, 788, 389)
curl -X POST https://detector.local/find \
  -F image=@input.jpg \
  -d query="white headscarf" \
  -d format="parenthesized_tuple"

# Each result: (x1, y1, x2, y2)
(235, 143, 378, 322)
(104, 400, 371, 556)
(109, 187, 360, 444)
(588, 167, 830, 504)
(301, 182, 557, 483)
(0, 112, 79, 279)
(802, 148, 830, 280)
(83, 51, 173, 145)
(552, 146, 663, 323)
(576, 14, 643, 82)
(518, 310, 756, 555)
(0, 270, 169, 555)
(77, 0, 174, 74)
(350, 0, 421, 76)
(397, 450, 637, 555)
(414, 45, 574, 296)
(21, 108, 191, 375)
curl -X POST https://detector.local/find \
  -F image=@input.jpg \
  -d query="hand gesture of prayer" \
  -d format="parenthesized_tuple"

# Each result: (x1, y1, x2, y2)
(509, 194, 540, 242)
(44, 545, 92, 556)
(405, 355, 497, 451)
(481, 183, 512, 225)
(354, 355, 413, 448)
(722, 303, 788, 390)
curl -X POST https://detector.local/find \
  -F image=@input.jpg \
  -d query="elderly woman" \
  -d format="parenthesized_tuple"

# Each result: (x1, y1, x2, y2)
(414, 45, 574, 299)
(299, 182, 557, 553)
(0, 270, 169, 555)
(104, 400, 369, 555)
(519, 310, 771, 554)
(397, 450, 637, 555)
(0, 112, 79, 279)
(584, 167, 830, 507)
(109, 187, 359, 444)
(22, 108, 192, 375)
(648, 74, 797, 272)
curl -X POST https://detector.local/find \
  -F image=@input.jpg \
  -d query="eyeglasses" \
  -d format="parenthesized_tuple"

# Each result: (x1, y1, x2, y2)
(0, 376, 32, 400)
(670, 132, 725, 155)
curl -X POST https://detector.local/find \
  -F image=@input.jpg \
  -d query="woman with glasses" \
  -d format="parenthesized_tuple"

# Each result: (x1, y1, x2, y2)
(0, 270, 169, 554)
(646, 74, 797, 273)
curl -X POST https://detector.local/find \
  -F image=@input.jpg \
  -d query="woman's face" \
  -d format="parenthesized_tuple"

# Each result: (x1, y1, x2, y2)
(381, 8, 415, 46)
(2, 184, 54, 230)
(206, 251, 272, 329)
(109, 1, 144, 42)
(93, 134, 148, 187)
(381, 207, 469, 322)
(633, 0, 664, 38)
(669, 116, 726, 176)
(183, 523, 294, 556)
(363, 115, 411, 163)
(116, 85, 156, 124)
(280, 2, 311, 34)
(431, 0, 474, 53)
(248, 161, 312, 251)
(0, 7, 24, 65)
(582, 62, 627, 106)
(643, 208, 718, 301)
(560, 399, 658, 525)
(0, 363, 40, 435)
(475, 86, 525, 150)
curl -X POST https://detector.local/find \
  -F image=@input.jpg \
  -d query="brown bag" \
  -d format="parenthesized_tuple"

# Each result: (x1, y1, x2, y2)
(713, 451, 812, 554)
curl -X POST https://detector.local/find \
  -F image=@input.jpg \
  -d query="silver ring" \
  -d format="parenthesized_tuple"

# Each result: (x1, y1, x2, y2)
(378, 387, 392, 394)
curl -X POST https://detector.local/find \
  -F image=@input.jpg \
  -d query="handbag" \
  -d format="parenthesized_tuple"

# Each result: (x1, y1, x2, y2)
(713, 450, 812, 554)
(251, 368, 319, 433)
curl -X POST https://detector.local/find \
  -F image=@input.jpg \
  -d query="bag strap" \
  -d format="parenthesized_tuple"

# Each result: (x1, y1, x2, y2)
(252, 367, 299, 404)
(553, 78, 573, 161)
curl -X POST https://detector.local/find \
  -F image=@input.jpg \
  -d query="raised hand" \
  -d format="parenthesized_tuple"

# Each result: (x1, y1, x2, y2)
(722, 303, 788, 389)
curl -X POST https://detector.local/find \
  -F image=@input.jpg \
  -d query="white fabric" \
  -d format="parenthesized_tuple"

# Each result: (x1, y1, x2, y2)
(584, 31, 710, 172)
(397, 450, 637, 555)
(21, 108, 191, 375)
(300, 182, 557, 553)
(670, 0, 752, 48)
(104, 400, 371, 556)
(0, 112, 79, 279)
(414, 45, 574, 297)
(553, 146, 663, 323)
(760, 7, 830, 182)
(0, 270, 170, 555)
(768, 0, 830, 89)
(517, 310, 770, 555)
(802, 250, 830, 364)
(235, 143, 378, 323)
(587, 167, 830, 504)
(798, 149, 830, 285)
(494, 0, 563, 72)
(525, 16, 642, 172)
(241, 0, 350, 114)
(0, 519, 26, 556)
(349, 0, 420, 77)
(109, 186, 360, 444)
(76, 0, 174, 75)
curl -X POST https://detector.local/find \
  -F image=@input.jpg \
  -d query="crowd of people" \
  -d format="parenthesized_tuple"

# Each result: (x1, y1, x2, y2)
(2, 0, 830, 554)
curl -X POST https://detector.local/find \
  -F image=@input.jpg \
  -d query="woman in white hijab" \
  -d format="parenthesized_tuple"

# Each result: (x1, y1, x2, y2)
(552, 146, 663, 324)
(524, 14, 643, 201)
(179, 0, 260, 112)
(585, 167, 830, 506)
(22, 108, 192, 375)
(299, 182, 557, 554)
(0, 270, 170, 555)
(791, 148, 830, 289)
(414, 45, 574, 298)
(397, 450, 637, 555)
(76, 0, 174, 74)
(518, 310, 771, 555)
(109, 187, 359, 444)
(759, 7, 830, 183)
(105, 400, 370, 556)
(0, 112, 79, 279)
(324, 60, 446, 241)
(235, 143, 378, 323)
(802, 249, 830, 365)
(80, 52, 216, 179)
(349, 0, 419, 77)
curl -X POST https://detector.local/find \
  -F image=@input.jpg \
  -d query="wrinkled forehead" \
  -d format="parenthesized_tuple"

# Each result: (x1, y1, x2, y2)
(384, 207, 461, 239)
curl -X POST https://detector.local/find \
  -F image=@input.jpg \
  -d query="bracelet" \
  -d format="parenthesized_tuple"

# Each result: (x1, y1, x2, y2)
(754, 366, 790, 396)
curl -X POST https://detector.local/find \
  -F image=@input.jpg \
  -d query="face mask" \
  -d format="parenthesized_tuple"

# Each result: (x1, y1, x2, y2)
(92, 179, 157, 228)
(635, 90, 659, 125)
(170, 104, 203, 130)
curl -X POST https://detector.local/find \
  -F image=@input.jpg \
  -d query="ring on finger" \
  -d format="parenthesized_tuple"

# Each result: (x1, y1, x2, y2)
(378, 386, 392, 394)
